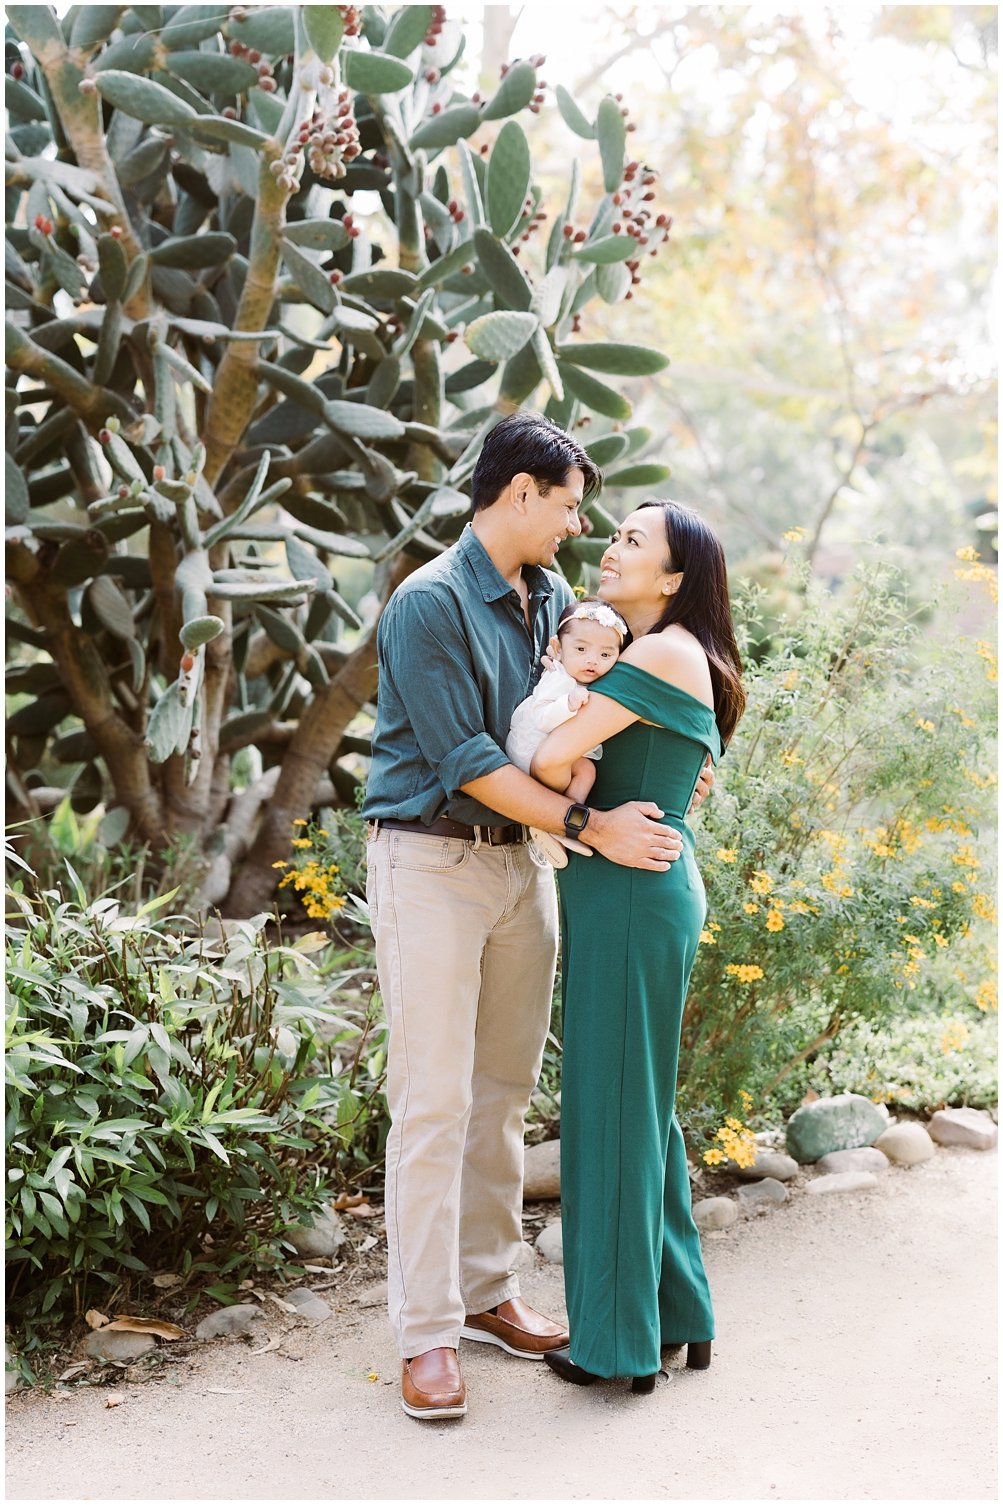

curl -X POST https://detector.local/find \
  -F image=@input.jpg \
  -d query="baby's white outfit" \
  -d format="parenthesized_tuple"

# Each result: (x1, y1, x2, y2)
(505, 664, 600, 866)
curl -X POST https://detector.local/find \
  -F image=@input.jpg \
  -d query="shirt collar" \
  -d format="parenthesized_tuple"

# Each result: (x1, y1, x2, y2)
(458, 523, 557, 605)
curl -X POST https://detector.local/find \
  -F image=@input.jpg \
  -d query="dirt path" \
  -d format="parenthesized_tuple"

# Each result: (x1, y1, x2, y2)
(6, 1146, 996, 1503)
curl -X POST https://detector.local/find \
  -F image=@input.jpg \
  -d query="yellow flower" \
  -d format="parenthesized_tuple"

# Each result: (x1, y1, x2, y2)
(780, 749, 802, 766)
(272, 860, 288, 869)
(702, 1147, 726, 1166)
(789, 900, 813, 915)
(914, 718, 935, 732)
(749, 870, 773, 895)
(716, 848, 737, 863)
(292, 818, 308, 826)
(955, 546, 980, 562)
(951, 706, 976, 728)
(933, 934, 949, 948)
(783, 527, 806, 543)
(725, 963, 765, 983)
(952, 881, 968, 893)
(940, 1020, 969, 1055)
(782, 669, 799, 690)
(972, 894, 997, 922)
(975, 979, 997, 1013)
(699, 929, 716, 945)
(909, 896, 936, 910)
(292, 838, 312, 849)
(743, 902, 760, 915)
(975, 640, 998, 682)
(765, 909, 785, 933)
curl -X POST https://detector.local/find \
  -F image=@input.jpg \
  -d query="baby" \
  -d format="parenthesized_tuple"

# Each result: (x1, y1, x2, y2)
(506, 598, 631, 866)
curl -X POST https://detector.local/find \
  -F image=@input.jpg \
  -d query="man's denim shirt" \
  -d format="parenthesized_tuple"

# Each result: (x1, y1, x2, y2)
(362, 524, 574, 827)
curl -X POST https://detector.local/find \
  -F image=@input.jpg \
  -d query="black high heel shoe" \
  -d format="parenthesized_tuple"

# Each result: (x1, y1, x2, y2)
(544, 1348, 660, 1394)
(686, 1340, 712, 1370)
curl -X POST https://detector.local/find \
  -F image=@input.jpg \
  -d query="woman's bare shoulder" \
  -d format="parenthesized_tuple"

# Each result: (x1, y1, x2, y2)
(618, 627, 713, 705)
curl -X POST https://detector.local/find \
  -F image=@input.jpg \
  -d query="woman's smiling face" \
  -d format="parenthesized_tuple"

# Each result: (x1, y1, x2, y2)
(598, 508, 679, 614)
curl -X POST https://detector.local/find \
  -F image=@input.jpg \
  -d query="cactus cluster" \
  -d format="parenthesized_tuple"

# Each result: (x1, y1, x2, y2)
(5, 3, 673, 915)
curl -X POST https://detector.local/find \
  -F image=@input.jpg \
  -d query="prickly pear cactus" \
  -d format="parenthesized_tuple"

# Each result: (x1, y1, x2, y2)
(4, 3, 673, 914)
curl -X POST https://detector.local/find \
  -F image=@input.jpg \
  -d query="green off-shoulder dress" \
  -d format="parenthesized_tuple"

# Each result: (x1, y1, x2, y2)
(556, 660, 722, 1379)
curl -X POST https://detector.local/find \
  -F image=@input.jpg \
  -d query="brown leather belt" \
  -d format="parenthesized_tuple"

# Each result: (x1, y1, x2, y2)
(375, 816, 527, 846)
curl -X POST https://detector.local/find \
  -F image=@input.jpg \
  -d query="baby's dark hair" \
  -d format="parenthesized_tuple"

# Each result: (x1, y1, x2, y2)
(557, 597, 632, 648)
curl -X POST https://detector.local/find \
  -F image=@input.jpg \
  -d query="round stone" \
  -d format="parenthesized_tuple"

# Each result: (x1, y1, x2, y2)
(785, 1093, 887, 1163)
(874, 1122, 936, 1166)
(535, 1219, 564, 1264)
(805, 1171, 880, 1196)
(692, 1196, 738, 1232)
(815, 1146, 890, 1175)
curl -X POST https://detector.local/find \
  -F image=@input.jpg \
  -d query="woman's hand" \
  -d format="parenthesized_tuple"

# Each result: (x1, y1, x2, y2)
(688, 756, 715, 813)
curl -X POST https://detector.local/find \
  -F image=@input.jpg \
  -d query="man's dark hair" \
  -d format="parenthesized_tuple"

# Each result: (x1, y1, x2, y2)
(470, 411, 602, 512)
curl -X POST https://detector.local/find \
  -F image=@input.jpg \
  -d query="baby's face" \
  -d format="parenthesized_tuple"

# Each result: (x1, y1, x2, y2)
(558, 620, 622, 684)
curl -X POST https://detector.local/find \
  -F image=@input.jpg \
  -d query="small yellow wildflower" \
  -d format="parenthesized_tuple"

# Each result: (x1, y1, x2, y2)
(292, 818, 308, 826)
(292, 837, 312, 849)
(780, 750, 802, 767)
(951, 881, 967, 894)
(940, 1020, 969, 1055)
(272, 860, 288, 869)
(956, 546, 980, 562)
(782, 668, 799, 690)
(749, 870, 773, 895)
(783, 527, 806, 543)
(909, 896, 936, 910)
(914, 718, 935, 732)
(699, 929, 717, 945)
(933, 934, 949, 948)
(975, 979, 997, 1013)
(725, 963, 765, 983)
(744, 902, 760, 915)
(765, 909, 785, 933)
(716, 848, 737, 863)
(971, 894, 997, 922)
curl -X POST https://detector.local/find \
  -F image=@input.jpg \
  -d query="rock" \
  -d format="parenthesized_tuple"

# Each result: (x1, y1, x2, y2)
(512, 1239, 537, 1272)
(815, 1147, 890, 1175)
(785, 1093, 887, 1163)
(5, 1343, 20, 1395)
(284, 1288, 332, 1325)
(285, 1205, 347, 1259)
(734, 1149, 799, 1183)
(536, 1219, 564, 1264)
(523, 1140, 561, 1199)
(929, 1107, 998, 1151)
(692, 1197, 738, 1232)
(805, 1171, 880, 1196)
(195, 1304, 264, 1340)
(81, 1329, 157, 1362)
(735, 1177, 789, 1213)
(355, 1280, 388, 1309)
(875, 1122, 936, 1166)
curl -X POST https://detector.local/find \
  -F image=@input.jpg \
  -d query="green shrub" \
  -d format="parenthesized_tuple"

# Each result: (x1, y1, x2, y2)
(5, 862, 386, 1338)
(677, 557, 997, 1142)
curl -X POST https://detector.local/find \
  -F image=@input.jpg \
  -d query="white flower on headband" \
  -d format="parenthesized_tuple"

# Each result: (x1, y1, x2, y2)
(570, 602, 628, 636)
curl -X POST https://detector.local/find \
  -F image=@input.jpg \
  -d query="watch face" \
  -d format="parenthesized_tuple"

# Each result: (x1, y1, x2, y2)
(565, 804, 589, 834)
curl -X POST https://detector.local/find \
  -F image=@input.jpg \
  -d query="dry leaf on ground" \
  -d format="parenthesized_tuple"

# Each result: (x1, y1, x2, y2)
(248, 1335, 284, 1357)
(104, 1317, 184, 1340)
(345, 1202, 377, 1218)
(152, 1274, 181, 1289)
(84, 1310, 109, 1330)
(333, 1192, 365, 1210)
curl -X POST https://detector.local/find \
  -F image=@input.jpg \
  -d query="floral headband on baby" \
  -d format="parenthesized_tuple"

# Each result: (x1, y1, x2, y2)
(566, 601, 631, 642)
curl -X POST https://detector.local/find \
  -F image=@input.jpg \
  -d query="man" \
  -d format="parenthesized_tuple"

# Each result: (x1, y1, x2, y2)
(363, 411, 699, 1420)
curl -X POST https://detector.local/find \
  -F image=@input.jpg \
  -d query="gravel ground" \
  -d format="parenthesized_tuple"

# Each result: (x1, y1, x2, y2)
(5, 1145, 996, 1503)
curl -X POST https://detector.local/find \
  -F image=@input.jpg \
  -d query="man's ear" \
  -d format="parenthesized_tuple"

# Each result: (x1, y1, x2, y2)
(509, 472, 535, 512)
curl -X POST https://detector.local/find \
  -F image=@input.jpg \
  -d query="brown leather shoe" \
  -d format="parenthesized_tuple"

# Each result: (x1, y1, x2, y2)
(461, 1297, 569, 1359)
(400, 1347, 467, 1420)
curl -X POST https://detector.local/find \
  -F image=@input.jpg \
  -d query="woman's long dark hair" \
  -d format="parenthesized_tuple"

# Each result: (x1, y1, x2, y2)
(638, 499, 746, 744)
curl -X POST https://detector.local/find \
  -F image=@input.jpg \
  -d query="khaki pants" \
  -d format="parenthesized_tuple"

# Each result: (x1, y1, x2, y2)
(366, 826, 559, 1358)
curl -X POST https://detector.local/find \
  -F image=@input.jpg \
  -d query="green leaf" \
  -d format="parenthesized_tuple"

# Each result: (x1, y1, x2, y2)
(283, 218, 351, 252)
(465, 310, 539, 363)
(186, 114, 272, 151)
(303, 6, 344, 64)
(149, 232, 237, 270)
(162, 6, 228, 48)
(340, 269, 417, 300)
(6, 6, 65, 52)
(409, 104, 481, 152)
(70, 6, 124, 53)
(457, 139, 485, 227)
(596, 260, 632, 304)
(145, 680, 189, 762)
(584, 433, 630, 468)
(87, 576, 134, 639)
(559, 361, 632, 421)
(165, 52, 259, 96)
(94, 70, 200, 129)
(472, 228, 533, 311)
(383, 4, 433, 57)
(97, 232, 128, 302)
(343, 50, 414, 95)
(531, 327, 563, 403)
(604, 463, 672, 488)
(596, 95, 627, 194)
(323, 400, 406, 440)
(227, 6, 296, 55)
(485, 119, 531, 241)
(559, 341, 669, 376)
(413, 240, 477, 292)
(555, 85, 595, 140)
(444, 359, 496, 395)
(258, 361, 326, 415)
(531, 266, 568, 328)
(280, 238, 336, 314)
(481, 59, 537, 121)
(573, 234, 635, 265)
(179, 615, 225, 649)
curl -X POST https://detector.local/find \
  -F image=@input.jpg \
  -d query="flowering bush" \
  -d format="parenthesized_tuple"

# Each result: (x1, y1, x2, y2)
(272, 807, 368, 924)
(677, 554, 997, 1147)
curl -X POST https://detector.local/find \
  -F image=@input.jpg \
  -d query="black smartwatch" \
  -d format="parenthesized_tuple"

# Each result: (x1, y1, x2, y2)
(564, 802, 591, 839)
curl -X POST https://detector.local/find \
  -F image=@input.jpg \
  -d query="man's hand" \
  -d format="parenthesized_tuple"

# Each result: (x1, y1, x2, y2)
(568, 686, 590, 711)
(584, 802, 683, 870)
(688, 756, 715, 814)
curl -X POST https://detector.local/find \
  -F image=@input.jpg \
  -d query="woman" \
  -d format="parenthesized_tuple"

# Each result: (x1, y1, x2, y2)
(531, 499, 746, 1393)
